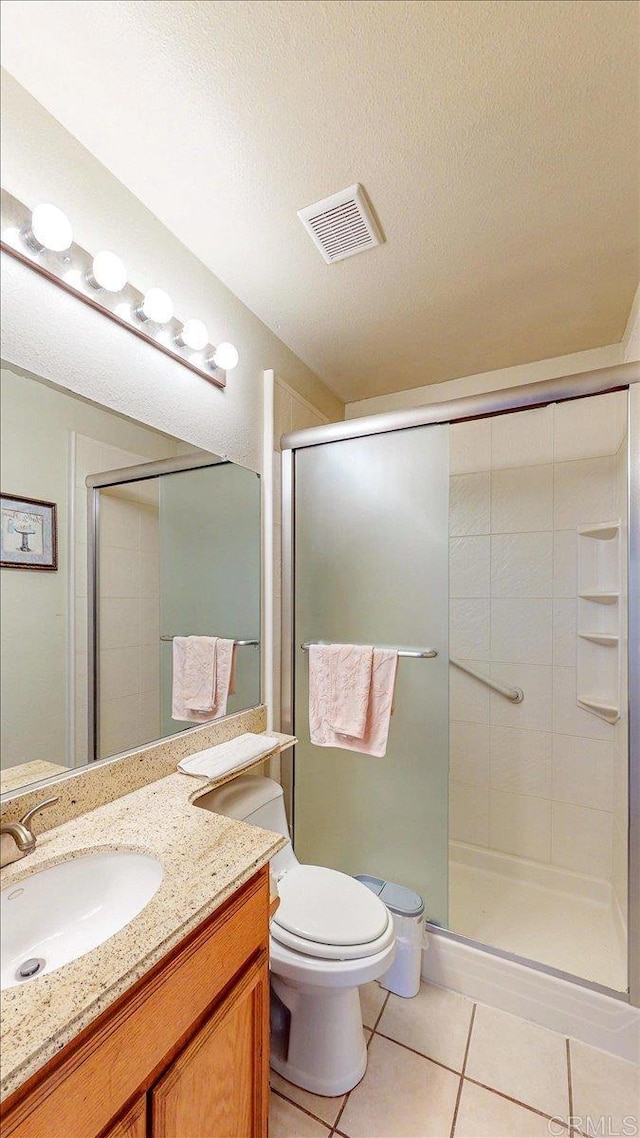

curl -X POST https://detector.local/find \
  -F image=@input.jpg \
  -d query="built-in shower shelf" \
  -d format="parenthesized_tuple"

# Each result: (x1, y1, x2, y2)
(578, 523, 620, 541)
(577, 698, 620, 724)
(576, 521, 621, 725)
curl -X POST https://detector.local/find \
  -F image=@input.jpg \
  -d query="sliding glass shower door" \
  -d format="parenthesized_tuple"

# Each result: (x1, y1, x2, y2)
(292, 425, 450, 925)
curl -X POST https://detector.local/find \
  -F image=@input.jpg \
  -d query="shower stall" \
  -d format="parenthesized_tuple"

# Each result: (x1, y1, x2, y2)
(280, 365, 639, 1028)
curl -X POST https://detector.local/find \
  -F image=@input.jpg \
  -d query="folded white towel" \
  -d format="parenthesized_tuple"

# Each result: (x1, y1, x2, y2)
(177, 732, 280, 779)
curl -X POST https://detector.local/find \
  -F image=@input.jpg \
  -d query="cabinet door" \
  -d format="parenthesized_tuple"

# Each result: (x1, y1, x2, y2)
(101, 1097, 146, 1138)
(151, 951, 269, 1138)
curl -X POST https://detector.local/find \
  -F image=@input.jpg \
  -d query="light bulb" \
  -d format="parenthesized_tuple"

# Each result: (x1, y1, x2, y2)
(87, 251, 127, 292)
(176, 318, 208, 351)
(211, 342, 239, 371)
(136, 288, 173, 325)
(26, 203, 73, 252)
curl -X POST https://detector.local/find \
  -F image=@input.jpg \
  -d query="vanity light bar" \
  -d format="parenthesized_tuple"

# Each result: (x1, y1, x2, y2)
(0, 189, 239, 390)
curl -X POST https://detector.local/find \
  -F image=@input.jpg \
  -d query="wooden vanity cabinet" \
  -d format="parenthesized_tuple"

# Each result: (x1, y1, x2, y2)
(1, 867, 270, 1138)
(102, 1098, 147, 1138)
(152, 954, 267, 1137)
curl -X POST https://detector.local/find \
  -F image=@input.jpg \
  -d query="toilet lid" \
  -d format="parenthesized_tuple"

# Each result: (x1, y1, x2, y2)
(273, 865, 390, 947)
(271, 916, 395, 961)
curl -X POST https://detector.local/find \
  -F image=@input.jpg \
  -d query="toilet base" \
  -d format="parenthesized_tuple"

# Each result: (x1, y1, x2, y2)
(270, 975, 367, 1096)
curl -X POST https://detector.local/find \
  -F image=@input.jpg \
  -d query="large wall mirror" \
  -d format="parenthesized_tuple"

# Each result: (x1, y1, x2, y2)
(0, 361, 261, 796)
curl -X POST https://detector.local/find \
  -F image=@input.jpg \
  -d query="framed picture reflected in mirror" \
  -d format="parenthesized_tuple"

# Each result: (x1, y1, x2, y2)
(0, 493, 57, 570)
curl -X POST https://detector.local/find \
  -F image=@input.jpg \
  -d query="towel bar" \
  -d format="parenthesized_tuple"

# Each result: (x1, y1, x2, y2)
(300, 641, 437, 659)
(160, 636, 260, 646)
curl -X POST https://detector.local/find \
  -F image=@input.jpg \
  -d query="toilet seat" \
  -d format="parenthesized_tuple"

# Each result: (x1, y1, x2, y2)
(271, 919, 395, 960)
(270, 927, 396, 987)
(271, 864, 392, 961)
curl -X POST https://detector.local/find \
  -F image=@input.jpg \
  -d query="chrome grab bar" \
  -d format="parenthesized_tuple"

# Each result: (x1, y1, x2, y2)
(450, 657, 523, 703)
(301, 641, 437, 659)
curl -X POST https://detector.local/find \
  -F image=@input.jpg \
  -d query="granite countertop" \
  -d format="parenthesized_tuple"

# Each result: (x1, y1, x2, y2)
(0, 770, 285, 1101)
(0, 760, 68, 796)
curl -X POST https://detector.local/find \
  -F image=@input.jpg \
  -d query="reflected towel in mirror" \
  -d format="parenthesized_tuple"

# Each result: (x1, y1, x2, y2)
(172, 636, 236, 722)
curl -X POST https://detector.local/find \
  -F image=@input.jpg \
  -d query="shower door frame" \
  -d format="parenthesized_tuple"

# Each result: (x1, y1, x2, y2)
(280, 360, 640, 1008)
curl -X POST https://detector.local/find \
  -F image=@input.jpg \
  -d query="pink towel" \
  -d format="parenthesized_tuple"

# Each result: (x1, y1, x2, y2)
(323, 643, 373, 737)
(214, 638, 236, 712)
(309, 644, 398, 757)
(172, 636, 236, 722)
(183, 636, 218, 711)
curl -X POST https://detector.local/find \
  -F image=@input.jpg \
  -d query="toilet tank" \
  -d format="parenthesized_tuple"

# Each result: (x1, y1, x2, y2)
(197, 775, 290, 839)
(197, 775, 296, 879)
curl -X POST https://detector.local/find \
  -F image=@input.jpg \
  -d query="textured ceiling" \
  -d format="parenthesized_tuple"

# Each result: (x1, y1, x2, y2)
(1, 0, 638, 402)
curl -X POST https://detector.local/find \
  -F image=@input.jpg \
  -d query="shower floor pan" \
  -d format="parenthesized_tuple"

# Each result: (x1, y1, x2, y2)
(449, 856, 626, 992)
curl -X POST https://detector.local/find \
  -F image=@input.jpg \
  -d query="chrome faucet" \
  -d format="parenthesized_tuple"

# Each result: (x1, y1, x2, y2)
(0, 797, 59, 864)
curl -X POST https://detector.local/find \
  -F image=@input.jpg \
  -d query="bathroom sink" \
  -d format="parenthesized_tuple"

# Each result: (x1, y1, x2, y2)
(0, 851, 163, 990)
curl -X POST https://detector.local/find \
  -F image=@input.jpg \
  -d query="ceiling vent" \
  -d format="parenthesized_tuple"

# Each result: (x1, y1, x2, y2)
(297, 184, 383, 264)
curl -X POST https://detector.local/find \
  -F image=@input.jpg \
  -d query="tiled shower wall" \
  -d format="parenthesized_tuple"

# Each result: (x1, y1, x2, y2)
(448, 392, 628, 889)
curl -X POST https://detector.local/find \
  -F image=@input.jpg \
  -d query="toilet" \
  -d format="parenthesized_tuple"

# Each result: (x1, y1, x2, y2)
(199, 774, 396, 1096)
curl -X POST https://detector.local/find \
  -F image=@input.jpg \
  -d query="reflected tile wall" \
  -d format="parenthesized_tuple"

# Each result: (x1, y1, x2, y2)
(74, 436, 161, 764)
(97, 484, 160, 758)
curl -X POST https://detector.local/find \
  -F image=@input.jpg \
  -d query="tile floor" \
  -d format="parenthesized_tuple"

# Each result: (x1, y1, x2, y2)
(270, 981, 639, 1138)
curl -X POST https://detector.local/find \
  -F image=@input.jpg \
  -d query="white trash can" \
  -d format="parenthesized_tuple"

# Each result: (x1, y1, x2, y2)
(355, 876, 425, 999)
